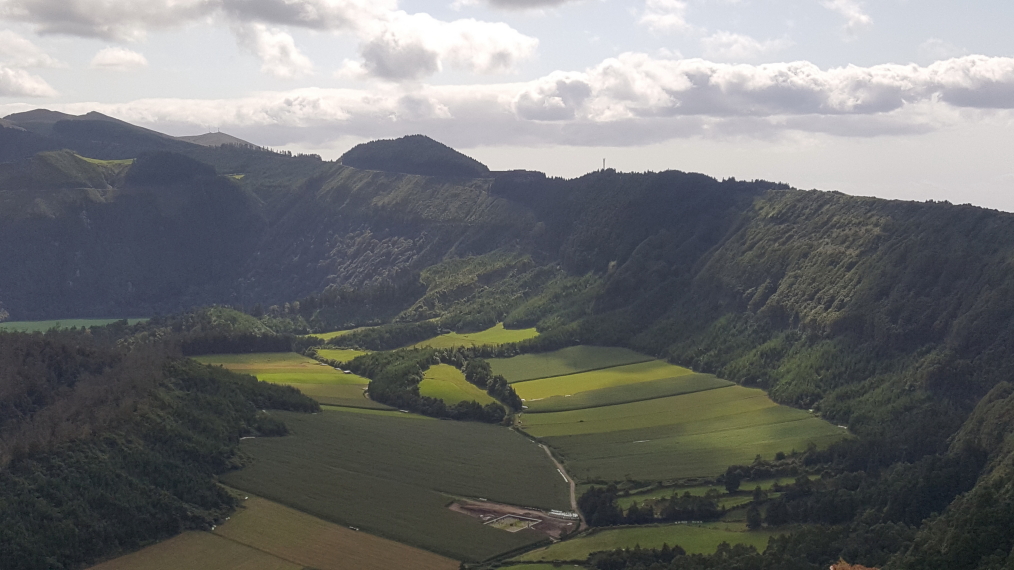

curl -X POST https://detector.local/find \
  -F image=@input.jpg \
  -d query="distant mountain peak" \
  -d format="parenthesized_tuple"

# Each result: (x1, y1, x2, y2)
(339, 134, 490, 178)
(177, 132, 255, 148)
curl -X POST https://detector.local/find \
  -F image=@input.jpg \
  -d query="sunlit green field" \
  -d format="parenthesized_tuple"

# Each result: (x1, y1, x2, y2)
(412, 323, 539, 349)
(316, 348, 369, 362)
(313, 327, 372, 340)
(523, 374, 732, 413)
(89, 494, 458, 570)
(193, 352, 389, 409)
(0, 318, 146, 332)
(514, 360, 695, 401)
(222, 408, 570, 562)
(517, 522, 781, 562)
(418, 364, 497, 405)
(520, 386, 846, 481)
(490, 346, 654, 383)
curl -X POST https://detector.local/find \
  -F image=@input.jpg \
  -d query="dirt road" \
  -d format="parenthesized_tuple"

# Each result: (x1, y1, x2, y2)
(540, 444, 587, 531)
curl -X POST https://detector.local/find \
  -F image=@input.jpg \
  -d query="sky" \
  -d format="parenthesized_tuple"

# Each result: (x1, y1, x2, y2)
(0, 0, 1013, 210)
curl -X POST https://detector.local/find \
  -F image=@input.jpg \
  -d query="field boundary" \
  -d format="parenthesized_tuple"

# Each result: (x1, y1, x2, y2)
(508, 357, 657, 384)
(522, 382, 734, 414)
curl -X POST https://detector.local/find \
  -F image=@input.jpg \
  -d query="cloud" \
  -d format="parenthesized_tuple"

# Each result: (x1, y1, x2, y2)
(821, 0, 872, 38)
(0, 0, 537, 81)
(90, 46, 148, 71)
(15, 54, 1014, 148)
(701, 32, 792, 62)
(354, 12, 538, 81)
(485, 0, 575, 8)
(234, 23, 313, 78)
(640, 0, 690, 33)
(0, 65, 56, 96)
(0, 0, 214, 41)
(0, 30, 62, 67)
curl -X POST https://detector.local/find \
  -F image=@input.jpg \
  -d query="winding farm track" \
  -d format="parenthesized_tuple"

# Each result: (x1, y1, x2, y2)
(540, 444, 587, 531)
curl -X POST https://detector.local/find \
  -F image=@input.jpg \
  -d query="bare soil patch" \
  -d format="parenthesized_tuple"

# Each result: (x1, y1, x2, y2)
(450, 499, 579, 540)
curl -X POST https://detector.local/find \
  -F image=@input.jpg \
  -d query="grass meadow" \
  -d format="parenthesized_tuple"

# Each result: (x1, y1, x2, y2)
(313, 327, 372, 340)
(412, 323, 539, 349)
(517, 522, 781, 562)
(523, 374, 732, 413)
(490, 346, 654, 383)
(221, 408, 570, 561)
(87, 531, 300, 570)
(193, 352, 389, 409)
(520, 386, 846, 481)
(316, 348, 369, 362)
(616, 477, 806, 508)
(0, 318, 146, 332)
(515, 360, 694, 401)
(418, 364, 497, 405)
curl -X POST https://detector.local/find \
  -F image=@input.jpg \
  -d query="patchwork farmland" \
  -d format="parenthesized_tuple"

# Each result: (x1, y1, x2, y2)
(419, 363, 498, 405)
(412, 322, 539, 349)
(494, 347, 847, 481)
(220, 407, 571, 561)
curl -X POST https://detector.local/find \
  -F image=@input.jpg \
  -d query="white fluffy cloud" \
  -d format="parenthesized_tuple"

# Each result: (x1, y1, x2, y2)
(0, 29, 61, 67)
(701, 32, 792, 62)
(0, 0, 538, 82)
(821, 0, 871, 38)
(90, 46, 148, 71)
(640, 0, 690, 33)
(15, 53, 1014, 148)
(234, 23, 313, 78)
(350, 12, 538, 81)
(0, 64, 56, 96)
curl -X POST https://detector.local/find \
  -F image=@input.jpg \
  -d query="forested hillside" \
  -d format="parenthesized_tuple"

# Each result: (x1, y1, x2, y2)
(4, 111, 1014, 569)
(0, 329, 318, 570)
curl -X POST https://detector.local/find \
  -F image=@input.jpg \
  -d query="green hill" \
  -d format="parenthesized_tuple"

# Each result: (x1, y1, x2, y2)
(339, 134, 490, 177)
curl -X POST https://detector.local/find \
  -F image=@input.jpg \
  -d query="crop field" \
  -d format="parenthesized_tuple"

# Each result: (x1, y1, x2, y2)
(0, 318, 146, 332)
(193, 352, 389, 409)
(419, 364, 497, 405)
(521, 386, 846, 481)
(316, 348, 369, 362)
(489, 346, 654, 383)
(515, 360, 704, 401)
(215, 495, 458, 570)
(87, 531, 300, 570)
(523, 374, 732, 413)
(221, 408, 570, 561)
(517, 522, 781, 562)
(412, 323, 539, 349)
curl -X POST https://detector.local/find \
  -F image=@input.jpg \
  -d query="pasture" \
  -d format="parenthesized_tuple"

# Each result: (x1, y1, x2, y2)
(221, 407, 570, 561)
(489, 346, 654, 383)
(521, 386, 846, 481)
(316, 348, 369, 362)
(616, 477, 805, 508)
(523, 373, 732, 413)
(87, 531, 299, 570)
(419, 364, 497, 405)
(313, 326, 372, 340)
(517, 522, 780, 562)
(412, 323, 539, 349)
(515, 360, 696, 401)
(0, 318, 146, 332)
(193, 352, 389, 409)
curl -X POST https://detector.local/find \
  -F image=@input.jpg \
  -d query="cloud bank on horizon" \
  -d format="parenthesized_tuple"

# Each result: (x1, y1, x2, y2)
(0, 0, 1012, 209)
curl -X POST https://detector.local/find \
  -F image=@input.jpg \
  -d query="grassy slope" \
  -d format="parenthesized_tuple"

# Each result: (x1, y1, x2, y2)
(419, 364, 496, 405)
(490, 346, 655, 383)
(513, 360, 696, 401)
(412, 323, 539, 349)
(194, 352, 388, 409)
(220, 408, 571, 561)
(522, 387, 845, 481)
(316, 348, 369, 362)
(517, 522, 781, 562)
